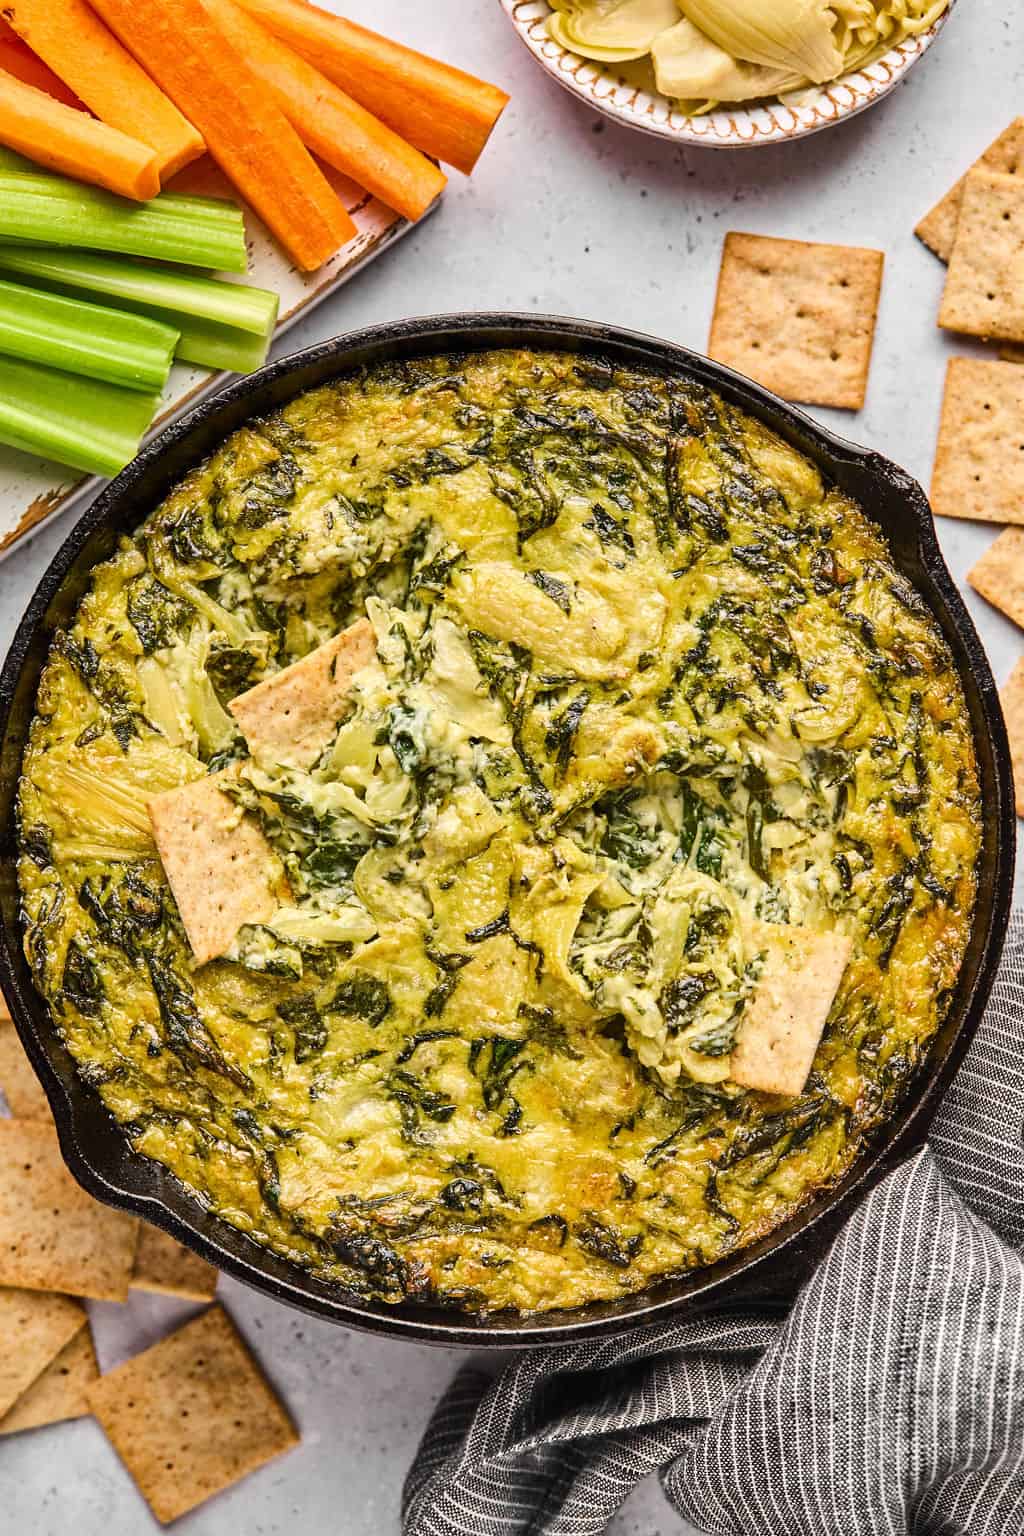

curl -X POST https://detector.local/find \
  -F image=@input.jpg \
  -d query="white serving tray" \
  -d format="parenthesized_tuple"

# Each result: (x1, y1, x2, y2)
(0, 159, 436, 561)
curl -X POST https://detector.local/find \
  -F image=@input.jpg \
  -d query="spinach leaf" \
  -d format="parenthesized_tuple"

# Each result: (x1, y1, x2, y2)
(583, 503, 635, 556)
(329, 973, 392, 1026)
(126, 577, 190, 654)
(545, 691, 589, 778)
(277, 993, 327, 1062)
(574, 1215, 642, 1268)
(60, 940, 103, 1017)
(146, 955, 251, 1089)
(528, 570, 572, 613)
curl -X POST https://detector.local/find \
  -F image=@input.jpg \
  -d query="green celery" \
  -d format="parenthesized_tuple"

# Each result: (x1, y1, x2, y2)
(0, 148, 38, 174)
(0, 278, 177, 391)
(148, 312, 272, 373)
(0, 248, 278, 373)
(0, 173, 247, 272)
(0, 355, 157, 477)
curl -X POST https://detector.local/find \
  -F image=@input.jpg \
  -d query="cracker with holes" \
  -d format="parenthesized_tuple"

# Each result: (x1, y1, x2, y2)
(87, 1304, 299, 1524)
(0, 1319, 98, 1434)
(931, 358, 1024, 524)
(968, 527, 1024, 628)
(131, 1222, 218, 1302)
(1000, 658, 1024, 819)
(938, 169, 1024, 343)
(731, 924, 853, 1098)
(229, 617, 376, 769)
(0, 1287, 86, 1418)
(916, 118, 1024, 262)
(0, 1018, 50, 1121)
(148, 768, 289, 966)
(708, 232, 884, 410)
(0, 1119, 139, 1300)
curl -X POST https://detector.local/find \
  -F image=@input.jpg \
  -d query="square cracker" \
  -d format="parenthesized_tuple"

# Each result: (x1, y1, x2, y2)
(148, 768, 287, 966)
(968, 527, 1024, 629)
(0, 1019, 50, 1121)
(731, 924, 853, 1098)
(939, 170, 1024, 343)
(229, 618, 376, 769)
(999, 658, 1024, 819)
(708, 232, 884, 411)
(0, 1119, 138, 1301)
(87, 1304, 299, 1524)
(131, 1221, 218, 1302)
(0, 1287, 86, 1417)
(916, 118, 1024, 262)
(0, 1320, 98, 1434)
(930, 358, 1024, 524)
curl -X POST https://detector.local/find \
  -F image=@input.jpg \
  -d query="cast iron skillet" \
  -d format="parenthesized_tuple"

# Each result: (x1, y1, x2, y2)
(0, 314, 1013, 1347)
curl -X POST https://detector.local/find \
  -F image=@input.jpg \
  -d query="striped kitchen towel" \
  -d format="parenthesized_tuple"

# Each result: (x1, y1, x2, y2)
(403, 915, 1024, 1536)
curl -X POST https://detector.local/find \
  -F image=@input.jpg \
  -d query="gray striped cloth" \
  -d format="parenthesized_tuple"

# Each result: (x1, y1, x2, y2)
(403, 915, 1024, 1536)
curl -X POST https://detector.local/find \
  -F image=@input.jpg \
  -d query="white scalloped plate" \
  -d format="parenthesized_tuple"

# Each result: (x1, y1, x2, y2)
(499, 0, 956, 148)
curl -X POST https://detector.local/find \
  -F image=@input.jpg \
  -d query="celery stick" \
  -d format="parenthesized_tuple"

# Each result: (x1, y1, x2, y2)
(142, 311, 272, 372)
(0, 355, 157, 477)
(0, 249, 275, 332)
(0, 174, 247, 272)
(0, 278, 176, 391)
(0, 147, 37, 174)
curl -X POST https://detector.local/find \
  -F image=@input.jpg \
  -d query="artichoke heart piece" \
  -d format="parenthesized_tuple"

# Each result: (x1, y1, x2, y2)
(678, 0, 844, 83)
(548, 0, 683, 61)
(651, 18, 801, 101)
(450, 561, 665, 682)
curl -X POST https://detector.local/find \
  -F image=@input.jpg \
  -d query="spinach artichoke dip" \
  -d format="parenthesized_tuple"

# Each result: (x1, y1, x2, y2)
(17, 349, 980, 1315)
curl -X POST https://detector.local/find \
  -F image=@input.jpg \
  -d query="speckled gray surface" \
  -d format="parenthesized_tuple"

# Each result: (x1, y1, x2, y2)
(0, 2, 1020, 1532)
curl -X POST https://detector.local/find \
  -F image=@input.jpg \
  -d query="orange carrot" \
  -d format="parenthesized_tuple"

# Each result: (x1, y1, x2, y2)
(0, 68, 159, 198)
(0, 19, 84, 109)
(235, 0, 509, 175)
(201, 0, 444, 221)
(3, 0, 205, 180)
(87, 0, 355, 270)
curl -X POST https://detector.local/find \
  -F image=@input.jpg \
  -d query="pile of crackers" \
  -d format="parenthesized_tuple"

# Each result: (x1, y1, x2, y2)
(0, 1004, 298, 1524)
(915, 119, 1024, 813)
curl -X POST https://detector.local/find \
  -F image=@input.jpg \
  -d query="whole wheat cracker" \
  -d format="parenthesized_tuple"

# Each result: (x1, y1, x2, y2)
(938, 169, 1024, 344)
(968, 527, 1024, 630)
(0, 1287, 86, 1418)
(131, 1222, 218, 1302)
(148, 767, 289, 966)
(0, 1321, 98, 1434)
(731, 924, 853, 1098)
(916, 117, 1024, 262)
(229, 617, 376, 769)
(930, 358, 1024, 524)
(87, 1304, 299, 1524)
(708, 232, 884, 411)
(0, 1119, 138, 1301)
(999, 657, 1024, 819)
(0, 1020, 50, 1121)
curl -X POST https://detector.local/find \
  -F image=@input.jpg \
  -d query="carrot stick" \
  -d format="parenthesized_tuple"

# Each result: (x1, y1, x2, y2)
(0, 68, 159, 199)
(201, 0, 444, 221)
(234, 0, 509, 175)
(0, 19, 84, 109)
(3, 0, 205, 181)
(87, 0, 355, 270)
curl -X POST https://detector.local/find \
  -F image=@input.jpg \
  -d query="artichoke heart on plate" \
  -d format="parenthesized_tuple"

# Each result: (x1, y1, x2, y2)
(650, 18, 802, 101)
(547, 0, 682, 62)
(677, 0, 844, 83)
